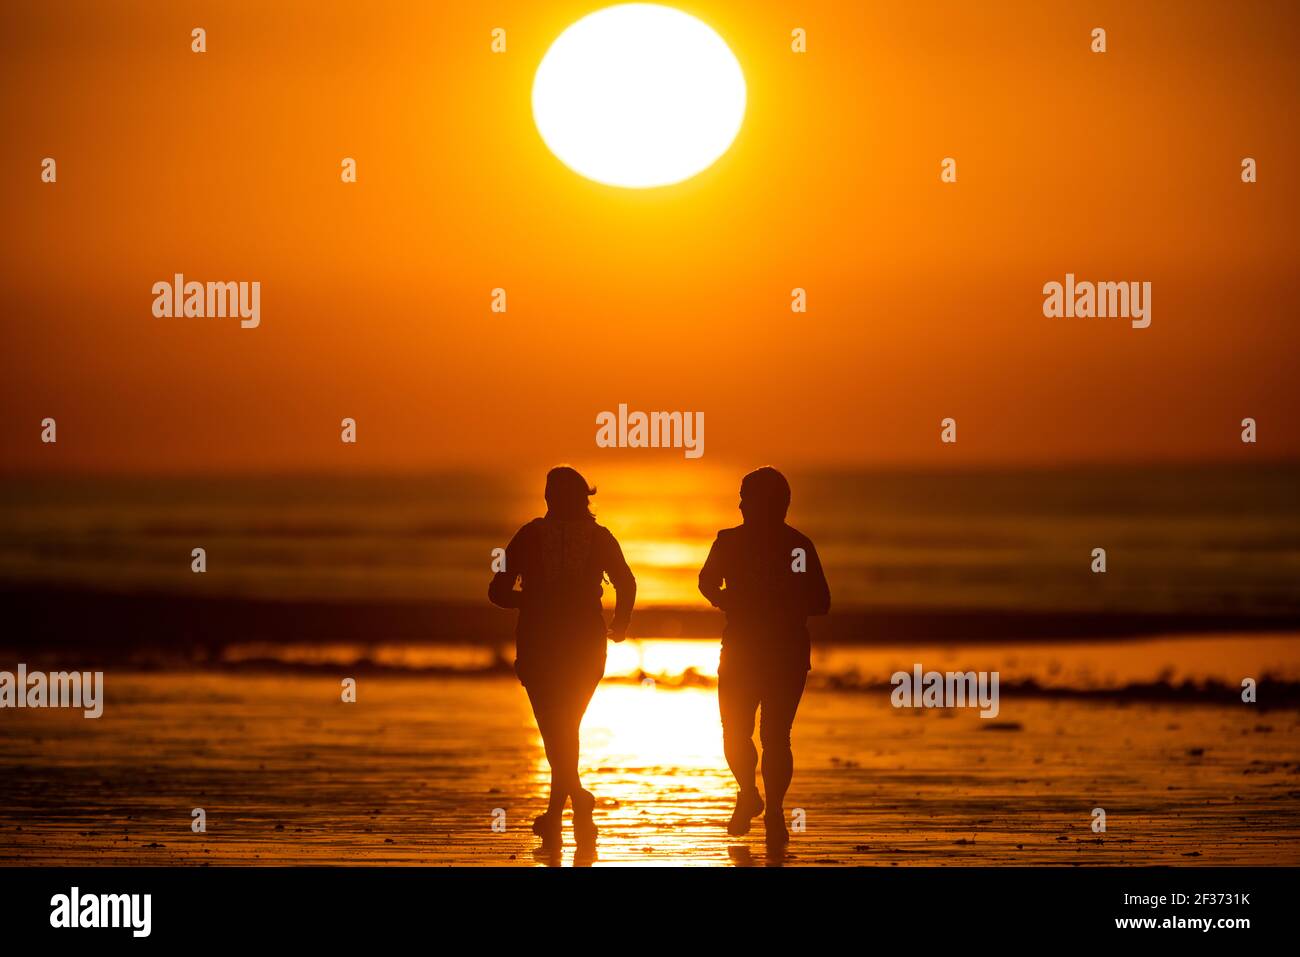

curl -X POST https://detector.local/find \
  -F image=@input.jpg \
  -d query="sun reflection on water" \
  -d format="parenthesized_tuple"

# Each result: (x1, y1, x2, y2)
(604, 637, 720, 679)
(529, 640, 744, 865)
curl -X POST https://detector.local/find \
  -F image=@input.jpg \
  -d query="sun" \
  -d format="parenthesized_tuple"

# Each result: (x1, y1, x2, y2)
(532, 3, 746, 189)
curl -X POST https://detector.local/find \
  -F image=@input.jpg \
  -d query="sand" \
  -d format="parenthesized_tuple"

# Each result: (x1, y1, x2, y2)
(1, 671, 1296, 866)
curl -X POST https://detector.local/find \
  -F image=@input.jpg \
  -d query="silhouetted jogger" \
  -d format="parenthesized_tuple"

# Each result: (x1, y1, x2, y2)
(489, 466, 635, 852)
(699, 467, 830, 845)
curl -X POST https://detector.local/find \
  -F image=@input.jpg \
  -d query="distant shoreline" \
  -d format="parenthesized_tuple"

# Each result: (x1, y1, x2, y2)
(4, 584, 1299, 652)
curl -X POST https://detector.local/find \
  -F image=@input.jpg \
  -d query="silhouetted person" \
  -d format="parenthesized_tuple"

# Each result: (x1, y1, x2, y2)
(699, 467, 830, 845)
(489, 466, 636, 852)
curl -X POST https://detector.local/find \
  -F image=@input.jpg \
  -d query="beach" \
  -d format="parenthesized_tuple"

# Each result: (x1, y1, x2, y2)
(1, 467, 1297, 865)
(2, 637, 1297, 867)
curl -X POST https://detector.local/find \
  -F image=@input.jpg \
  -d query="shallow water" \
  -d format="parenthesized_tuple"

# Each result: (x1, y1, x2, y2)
(220, 633, 1300, 690)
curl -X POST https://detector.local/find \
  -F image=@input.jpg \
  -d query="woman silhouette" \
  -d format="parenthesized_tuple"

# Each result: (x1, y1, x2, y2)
(489, 466, 636, 850)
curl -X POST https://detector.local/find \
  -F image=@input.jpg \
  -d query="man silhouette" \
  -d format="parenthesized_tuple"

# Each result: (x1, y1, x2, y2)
(699, 467, 830, 845)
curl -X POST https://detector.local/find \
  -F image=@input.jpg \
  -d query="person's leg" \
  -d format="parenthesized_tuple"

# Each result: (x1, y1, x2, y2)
(528, 669, 602, 815)
(718, 668, 760, 791)
(526, 682, 577, 818)
(568, 669, 603, 847)
(718, 666, 765, 834)
(567, 670, 600, 800)
(757, 669, 808, 839)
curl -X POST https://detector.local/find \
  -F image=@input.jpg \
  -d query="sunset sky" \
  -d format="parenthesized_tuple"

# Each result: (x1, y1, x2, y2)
(2, 0, 1297, 474)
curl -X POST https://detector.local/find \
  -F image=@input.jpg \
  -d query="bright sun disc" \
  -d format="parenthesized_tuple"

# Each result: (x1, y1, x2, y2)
(532, 3, 746, 189)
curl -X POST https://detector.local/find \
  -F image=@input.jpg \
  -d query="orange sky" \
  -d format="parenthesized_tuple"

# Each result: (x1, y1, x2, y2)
(2, 0, 1297, 474)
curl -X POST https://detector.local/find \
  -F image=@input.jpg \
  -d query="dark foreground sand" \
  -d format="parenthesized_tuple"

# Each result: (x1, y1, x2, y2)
(1, 670, 1297, 867)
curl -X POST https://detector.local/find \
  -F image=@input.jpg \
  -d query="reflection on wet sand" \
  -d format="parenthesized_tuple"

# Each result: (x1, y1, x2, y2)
(536, 683, 738, 867)
(1, 638, 1298, 867)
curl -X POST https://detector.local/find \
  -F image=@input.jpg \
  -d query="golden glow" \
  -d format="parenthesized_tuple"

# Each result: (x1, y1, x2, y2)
(579, 461, 737, 605)
(580, 682, 724, 768)
(532, 4, 746, 188)
(533, 653, 735, 866)
(623, 540, 706, 569)
(604, 637, 721, 678)
(5, 3, 1297, 472)
(529, 640, 729, 864)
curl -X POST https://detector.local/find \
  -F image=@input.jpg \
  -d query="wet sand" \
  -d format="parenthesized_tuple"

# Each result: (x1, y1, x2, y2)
(1, 670, 1297, 866)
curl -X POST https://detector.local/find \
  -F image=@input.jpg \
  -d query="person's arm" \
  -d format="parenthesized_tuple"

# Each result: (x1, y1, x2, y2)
(698, 533, 729, 610)
(604, 529, 636, 640)
(804, 539, 831, 616)
(487, 526, 526, 609)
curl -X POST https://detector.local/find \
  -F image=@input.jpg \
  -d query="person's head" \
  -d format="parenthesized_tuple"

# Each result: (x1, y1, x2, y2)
(544, 465, 596, 520)
(739, 466, 791, 526)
